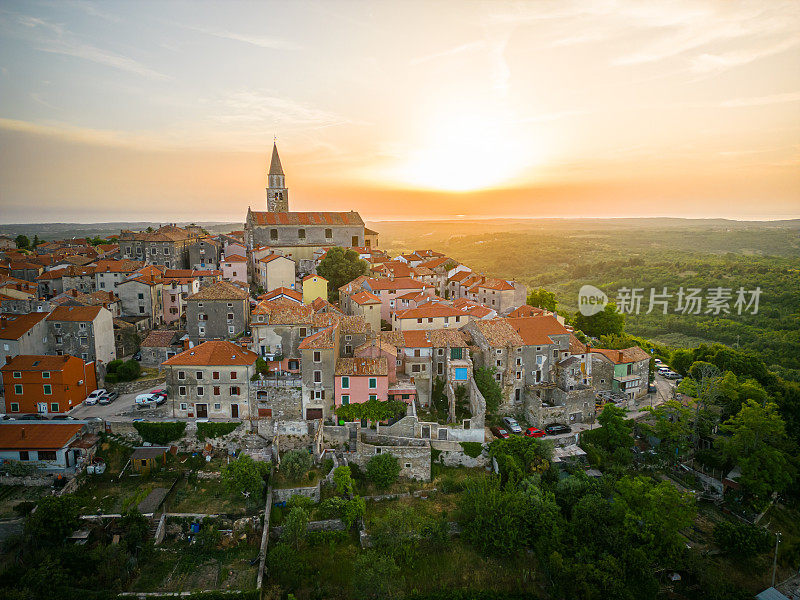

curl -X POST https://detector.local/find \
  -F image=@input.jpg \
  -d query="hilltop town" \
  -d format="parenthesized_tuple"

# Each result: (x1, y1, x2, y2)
(0, 145, 795, 600)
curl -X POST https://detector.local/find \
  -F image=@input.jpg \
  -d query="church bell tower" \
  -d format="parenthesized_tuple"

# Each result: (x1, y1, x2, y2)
(266, 142, 289, 212)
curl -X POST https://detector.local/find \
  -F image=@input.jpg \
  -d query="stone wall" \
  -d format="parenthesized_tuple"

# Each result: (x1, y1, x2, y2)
(430, 440, 489, 468)
(108, 377, 166, 396)
(271, 518, 345, 539)
(255, 386, 302, 421)
(350, 436, 431, 481)
(272, 482, 321, 503)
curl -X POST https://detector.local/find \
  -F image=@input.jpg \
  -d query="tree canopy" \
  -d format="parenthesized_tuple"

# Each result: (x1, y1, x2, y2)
(316, 246, 369, 302)
(574, 302, 625, 338)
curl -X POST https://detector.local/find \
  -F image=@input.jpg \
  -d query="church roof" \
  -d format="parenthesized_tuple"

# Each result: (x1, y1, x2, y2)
(269, 143, 284, 176)
(249, 211, 364, 226)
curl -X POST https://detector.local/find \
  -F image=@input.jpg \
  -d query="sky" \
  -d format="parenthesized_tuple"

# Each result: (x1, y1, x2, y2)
(0, 0, 798, 223)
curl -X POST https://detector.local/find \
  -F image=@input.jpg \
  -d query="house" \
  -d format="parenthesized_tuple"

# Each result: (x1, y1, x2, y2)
(334, 357, 389, 408)
(0, 312, 49, 387)
(51, 289, 122, 318)
(35, 268, 67, 297)
(9, 260, 44, 282)
(301, 274, 327, 305)
(185, 281, 250, 345)
(46, 305, 116, 366)
(357, 277, 435, 322)
(349, 290, 381, 334)
(93, 259, 144, 293)
(163, 340, 258, 419)
(1, 355, 97, 414)
(258, 287, 302, 304)
(118, 224, 198, 269)
(161, 270, 201, 325)
(299, 326, 338, 420)
(256, 254, 295, 292)
(0, 422, 89, 472)
(113, 317, 141, 359)
(61, 265, 96, 294)
(187, 237, 221, 270)
(221, 253, 248, 285)
(392, 304, 469, 331)
(364, 228, 379, 249)
(0, 235, 15, 250)
(590, 346, 651, 400)
(0, 274, 37, 300)
(130, 446, 168, 474)
(140, 329, 187, 368)
(116, 265, 164, 327)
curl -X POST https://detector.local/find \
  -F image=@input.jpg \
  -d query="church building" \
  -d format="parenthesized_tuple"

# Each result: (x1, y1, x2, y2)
(245, 143, 368, 268)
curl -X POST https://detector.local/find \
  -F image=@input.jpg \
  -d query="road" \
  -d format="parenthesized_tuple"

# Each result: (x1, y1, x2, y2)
(68, 382, 171, 421)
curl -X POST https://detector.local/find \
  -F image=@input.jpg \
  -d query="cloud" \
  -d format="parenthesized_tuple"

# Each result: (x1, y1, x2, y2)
(721, 91, 800, 108)
(409, 41, 485, 66)
(0, 11, 169, 79)
(691, 38, 800, 74)
(183, 24, 300, 50)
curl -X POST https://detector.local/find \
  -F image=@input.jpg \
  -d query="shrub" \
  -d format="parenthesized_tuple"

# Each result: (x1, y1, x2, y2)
(352, 550, 401, 599)
(221, 455, 270, 499)
(196, 421, 240, 441)
(286, 494, 315, 513)
(366, 452, 401, 489)
(132, 421, 186, 445)
(281, 450, 313, 481)
(106, 359, 123, 374)
(104, 373, 118, 384)
(333, 465, 354, 495)
(267, 543, 305, 588)
(460, 442, 484, 458)
(116, 359, 141, 382)
(283, 506, 309, 549)
(714, 520, 772, 557)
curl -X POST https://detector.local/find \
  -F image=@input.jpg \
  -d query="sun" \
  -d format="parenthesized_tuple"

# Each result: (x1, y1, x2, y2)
(389, 110, 533, 192)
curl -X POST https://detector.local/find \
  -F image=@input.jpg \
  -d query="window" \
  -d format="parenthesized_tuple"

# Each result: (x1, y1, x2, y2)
(42, 370, 51, 379)
(214, 403, 221, 410)
(53, 323, 61, 330)
(178, 371, 185, 380)
(369, 394, 377, 400)
(50, 403, 58, 412)
(230, 371, 237, 380)
(314, 370, 322, 383)
(369, 377, 377, 389)
(197, 386, 204, 396)
(417, 318, 422, 324)
(341, 376, 350, 389)
(43, 384, 52, 395)
(19, 451, 29, 461)
(299, 327, 307, 337)
(345, 345, 352, 354)
(313, 351, 321, 363)
(212, 371, 220, 380)
(496, 349, 502, 355)
(411, 364, 420, 373)
(9, 403, 19, 412)
(138, 293, 144, 300)
(230, 386, 240, 396)
(213, 386, 220, 396)
(270, 229, 278, 240)
(227, 313, 234, 320)
(79, 322, 86, 330)
(345, 335, 352, 342)
(437, 348, 444, 356)
(14, 384, 22, 395)
(298, 228, 306, 240)
(451, 347, 463, 360)
(228, 325, 235, 334)
(227, 302, 233, 308)
(180, 402, 188, 411)
(12, 371, 21, 379)
(341, 395, 350, 405)
(325, 228, 332, 239)
(196, 371, 203, 380)
(405, 462, 412, 469)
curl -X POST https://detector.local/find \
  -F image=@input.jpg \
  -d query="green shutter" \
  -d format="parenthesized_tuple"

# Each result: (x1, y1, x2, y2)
(451, 347, 463, 360)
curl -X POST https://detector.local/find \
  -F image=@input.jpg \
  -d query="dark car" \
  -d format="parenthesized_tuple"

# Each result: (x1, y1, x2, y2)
(133, 351, 142, 361)
(51, 415, 76, 420)
(524, 427, 545, 438)
(490, 426, 510, 439)
(18, 414, 48, 420)
(98, 391, 119, 405)
(151, 389, 167, 405)
(648, 383, 656, 393)
(545, 423, 571, 435)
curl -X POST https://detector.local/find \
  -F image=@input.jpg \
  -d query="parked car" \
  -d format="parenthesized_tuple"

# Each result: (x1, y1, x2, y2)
(84, 389, 107, 405)
(654, 358, 663, 365)
(98, 391, 119, 405)
(149, 389, 167, 405)
(133, 351, 142, 361)
(545, 423, 571, 435)
(502, 416, 523, 434)
(490, 426, 509, 439)
(18, 414, 48, 420)
(135, 392, 159, 406)
(648, 383, 657, 393)
(664, 371, 681, 380)
(524, 427, 545, 438)
(51, 415, 76, 420)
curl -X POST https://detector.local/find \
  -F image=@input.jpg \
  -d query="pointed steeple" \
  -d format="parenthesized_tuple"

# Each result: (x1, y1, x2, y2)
(269, 142, 284, 176)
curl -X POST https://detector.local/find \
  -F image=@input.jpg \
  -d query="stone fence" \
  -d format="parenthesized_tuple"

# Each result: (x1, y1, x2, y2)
(271, 518, 345, 539)
(108, 377, 166, 395)
(272, 482, 321, 503)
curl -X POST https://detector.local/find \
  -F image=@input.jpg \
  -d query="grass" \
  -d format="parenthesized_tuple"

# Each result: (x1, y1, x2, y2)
(272, 467, 322, 490)
(168, 476, 256, 515)
(0, 486, 48, 519)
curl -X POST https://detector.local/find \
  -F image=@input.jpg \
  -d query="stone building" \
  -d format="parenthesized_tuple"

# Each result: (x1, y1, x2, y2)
(590, 347, 651, 400)
(116, 265, 164, 327)
(0, 312, 49, 392)
(46, 305, 116, 366)
(187, 237, 221, 270)
(163, 340, 258, 419)
(299, 326, 339, 420)
(185, 281, 250, 345)
(118, 225, 198, 269)
(139, 329, 187, 368)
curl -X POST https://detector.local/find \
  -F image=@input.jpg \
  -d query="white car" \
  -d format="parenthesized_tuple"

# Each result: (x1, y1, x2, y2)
(84, 389, 107, 406)
(135, 393, 159, 406)
(502, 416, 523, 435)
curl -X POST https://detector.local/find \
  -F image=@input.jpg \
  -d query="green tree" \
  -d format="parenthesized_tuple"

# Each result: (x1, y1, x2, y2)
(721, 400, 795, 502)
(316, 246, 368, 302)
(119, 508, 150, 555)
(267, 543, 306, 589)
(281, 449, 313, 481)
(333, 465, 354, 496)
(642, 400, 693, 463)
(574, 302, 624, 338)
(25, 495, 79, 546)
(221, 454, 269, 499)
(32, 234, 40, 248)
(713, 520, 772, 557)
(473, 367, 502, 414)
(594, 404, 634, 451)
(351, 550, 401, 600)
(14, 234, 30, 249)
(671, 348, 695, 375)
(283, 506, 309, 550)
(527, 288, 557, 312)
(366, 452, 401, 489)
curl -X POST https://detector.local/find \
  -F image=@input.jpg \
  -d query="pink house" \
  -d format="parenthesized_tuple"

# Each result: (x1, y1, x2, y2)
(221, 254, 248, 286)
(363, 277, 435, 321)
(334, 357, 388, 408)
(162, 274, 200, 325)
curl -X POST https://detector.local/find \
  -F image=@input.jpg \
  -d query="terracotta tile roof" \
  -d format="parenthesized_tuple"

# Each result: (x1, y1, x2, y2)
(506, 316, 569, 346)
(469, 319, 525, 347)
(120, 225, 193, 242)
(338, 275, 370, 293)
(258, 287, 302, 304)
(162, 340, 258, 366)
(339, 315, 371, 334)
(259, 253, 291, 264)
(479, 278, 515, 291)
(0, 423, 84, 450)
(121, 264, 164, 285)
(335, 357, 387, 376)
(223, 254, 247, 262)
(310, 297, 340, 313)
(94, 259, 144, 273)
(64, 265, 97, 277)
(590, 346, 650, 364)
(249, 211, 364, 226)
(252, 299, 335, 326)
(351, 290, 381, 305)
(417, 257, 452, 270)
(354, 338, 397, 356)
(425, 329, 468, 348)
(35, 268, 68, 281)
(63, 255, 95, 267)
(302, 274, 327, 282)
(366, 277, 427, 292)
(187, 281, 249, 301)
(448, 270, 471, 283)
(0, 312, 48, 340)
(46, 305, 103, 322)
(569, 334, 587, 354)
(9, 261, 43, 271)
(1, 354, 76, 372)
(298, 326, 336, 349)
(506, 305, 545, 318)
(141, 329, 183, 348)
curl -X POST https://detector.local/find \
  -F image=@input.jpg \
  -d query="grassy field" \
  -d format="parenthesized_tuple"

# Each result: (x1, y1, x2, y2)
(168, 476, 254, 515)
(0, 486, 48, 519)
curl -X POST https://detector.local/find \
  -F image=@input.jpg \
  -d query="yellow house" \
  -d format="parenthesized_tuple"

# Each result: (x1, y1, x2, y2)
(302, 274, 328, 304)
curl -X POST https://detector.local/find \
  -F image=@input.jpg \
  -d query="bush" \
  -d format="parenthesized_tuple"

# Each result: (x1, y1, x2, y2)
(714, 520, 772, 557)
(366, 453, 401, 489)
(267, 543, 306, 589)
(116, 359, 141, 382)
(281, 450, 313, 481)
(286, 494, 315, 513)
(460, 442, 484, 458)
(104, 373, 118, 384)
(132, 421, 186, 445)
(352, 550, 401, 599)
(196, 421, 240, 441)
(106, 359, 123, 374)
(221, 455, 270, 499)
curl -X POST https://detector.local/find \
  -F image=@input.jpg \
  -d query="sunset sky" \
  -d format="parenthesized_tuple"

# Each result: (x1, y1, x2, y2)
(0, 1, 798, 223)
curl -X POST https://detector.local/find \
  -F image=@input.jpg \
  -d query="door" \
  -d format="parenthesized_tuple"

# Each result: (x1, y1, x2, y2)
(37, 402, 48, 414)
(306, 408, 323, 420)
(231, 404, 239, 418)
(352, 236, 359, 246)
(196, 404, 208, 418)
